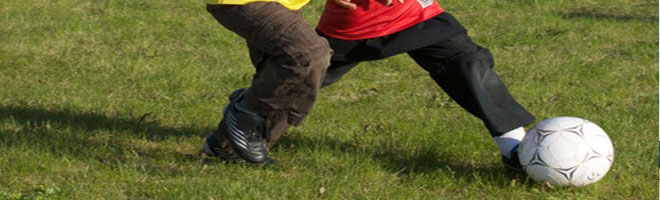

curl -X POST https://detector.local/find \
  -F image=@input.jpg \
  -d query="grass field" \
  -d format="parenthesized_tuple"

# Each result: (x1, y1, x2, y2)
(1, 0, 658, 199)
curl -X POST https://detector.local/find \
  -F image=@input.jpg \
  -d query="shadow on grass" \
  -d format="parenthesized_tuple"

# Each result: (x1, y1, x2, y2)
(0, 104, 208, 140)
(558, 11, 659, 22)
(276, 134, 533, 188)
(0, 104, 210, 173)
(1, 104, 530, 185)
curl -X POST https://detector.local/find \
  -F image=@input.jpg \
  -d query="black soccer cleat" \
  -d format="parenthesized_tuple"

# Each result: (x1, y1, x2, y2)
(202, 127, 238, 160)
(219, 88, 275, 164)
(201, 89, 248, 160)
(502, 145, 523, 171)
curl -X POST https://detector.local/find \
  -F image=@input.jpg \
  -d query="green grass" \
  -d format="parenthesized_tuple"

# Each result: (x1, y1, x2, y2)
(0, 0, 658, 199)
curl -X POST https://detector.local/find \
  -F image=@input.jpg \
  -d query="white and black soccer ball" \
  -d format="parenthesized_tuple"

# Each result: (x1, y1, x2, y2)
(518, 116, 614, 187)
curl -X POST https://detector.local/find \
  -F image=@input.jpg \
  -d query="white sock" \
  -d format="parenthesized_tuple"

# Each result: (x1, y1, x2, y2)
(493, 127, 526, 158)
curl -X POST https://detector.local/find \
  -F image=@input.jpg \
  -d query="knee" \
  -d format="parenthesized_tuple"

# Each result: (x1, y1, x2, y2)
(471, 46, 493, 65)
(456, 46, 492, 63)
(303, 37, 333, 68)
(305, 41, 332, 84)
(442, 46, 494, 73)
(282, 37, 332, 76)
(309, 43, 332, 74)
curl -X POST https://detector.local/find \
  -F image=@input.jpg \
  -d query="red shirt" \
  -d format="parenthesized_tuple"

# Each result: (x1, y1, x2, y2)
(317, 0, 444, 40)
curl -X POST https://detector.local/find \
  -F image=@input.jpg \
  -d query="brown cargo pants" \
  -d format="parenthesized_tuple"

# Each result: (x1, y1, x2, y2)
(207, 3, 332, 146)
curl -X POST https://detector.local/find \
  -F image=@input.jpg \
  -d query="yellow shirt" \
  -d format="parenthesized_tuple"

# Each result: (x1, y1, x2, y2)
(206, 0, 309, 10)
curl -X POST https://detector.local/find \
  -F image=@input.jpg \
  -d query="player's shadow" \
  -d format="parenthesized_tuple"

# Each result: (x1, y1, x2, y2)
(276, 134, 532, 187)
(0, 104, 208, 140)
(0, 104, 208, 172)
(2, 104, 528, 185)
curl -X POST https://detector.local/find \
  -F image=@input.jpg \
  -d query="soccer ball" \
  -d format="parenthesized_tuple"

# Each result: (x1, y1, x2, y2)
(518, 116, 614, 187)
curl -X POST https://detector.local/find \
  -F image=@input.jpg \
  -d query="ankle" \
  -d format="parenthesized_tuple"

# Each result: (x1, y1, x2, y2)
(494, 127, 525, 158)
